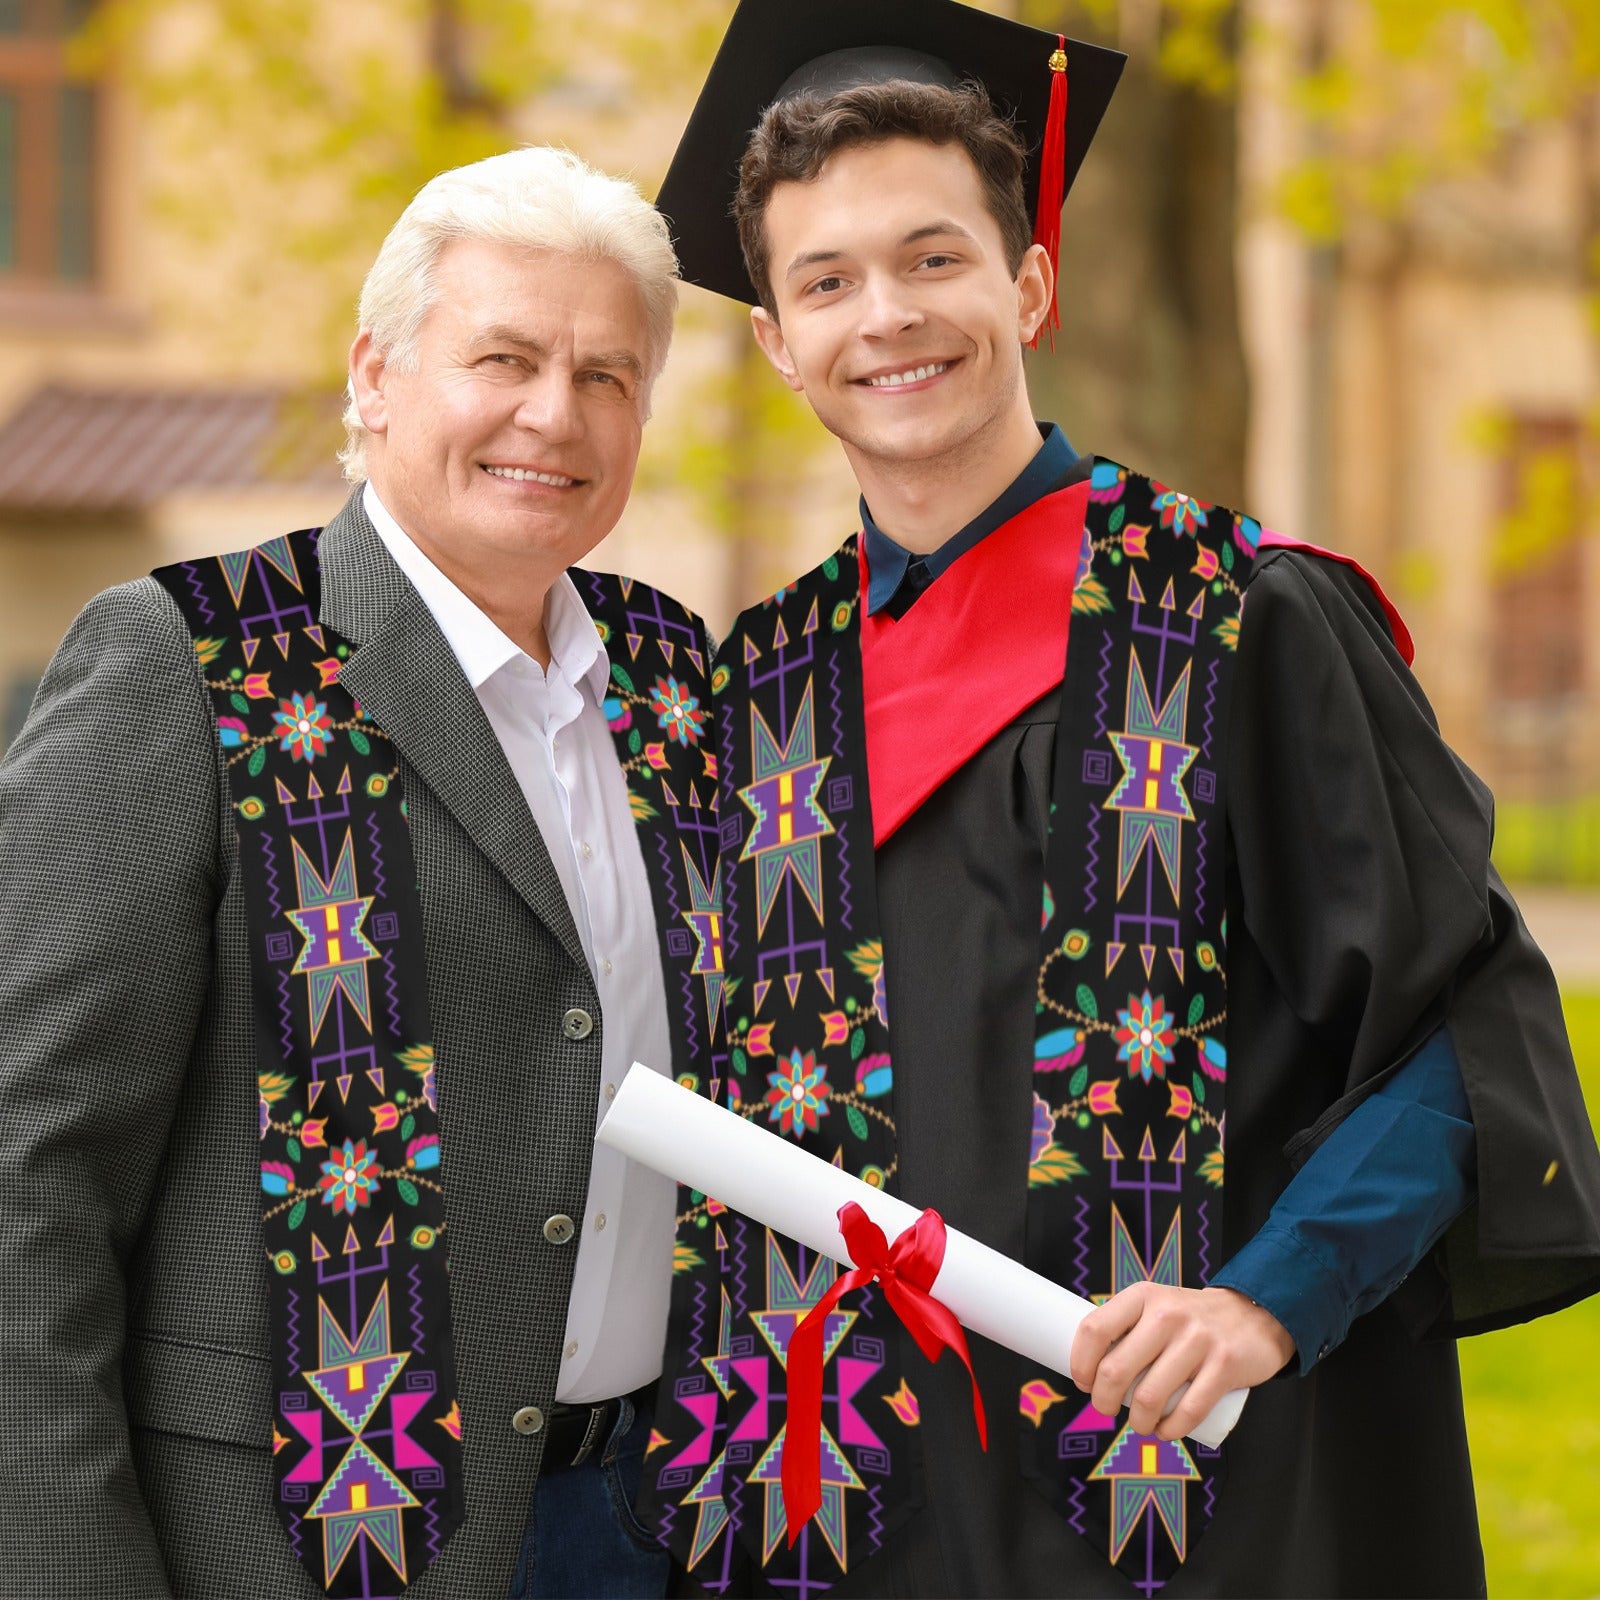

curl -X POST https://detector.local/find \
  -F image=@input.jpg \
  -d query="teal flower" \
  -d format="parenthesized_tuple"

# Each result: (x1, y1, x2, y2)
(318, 1138, 380, 1214)
(1113, 991, 1176, 1082)
(1150, 484, 1211, 539)
(649, 676, 706, 746)
(272, 692, 332, 763)
(764, 1049, 830, 1138)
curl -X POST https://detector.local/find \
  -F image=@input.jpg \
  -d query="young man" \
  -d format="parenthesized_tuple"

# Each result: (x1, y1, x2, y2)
(0, 148, 718, 1599)
(638, 2, 1600, 1595)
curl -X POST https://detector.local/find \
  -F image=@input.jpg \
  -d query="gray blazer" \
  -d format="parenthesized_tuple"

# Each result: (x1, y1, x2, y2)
(0, 495, 647, 1597)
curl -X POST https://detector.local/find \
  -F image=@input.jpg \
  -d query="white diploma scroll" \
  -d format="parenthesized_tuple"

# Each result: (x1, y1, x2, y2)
(598, 1063, 1246, 1450)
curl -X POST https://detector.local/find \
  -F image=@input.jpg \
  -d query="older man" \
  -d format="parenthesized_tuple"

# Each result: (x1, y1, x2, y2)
(0, 147, 720, 1600)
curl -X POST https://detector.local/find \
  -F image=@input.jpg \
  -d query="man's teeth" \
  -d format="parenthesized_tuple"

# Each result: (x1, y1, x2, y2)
(484, 466, 577, 486)
(864, 363, 949, 388)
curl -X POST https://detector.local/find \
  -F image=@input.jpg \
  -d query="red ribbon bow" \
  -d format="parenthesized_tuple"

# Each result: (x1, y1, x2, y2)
(782, 1203, 988, 1544)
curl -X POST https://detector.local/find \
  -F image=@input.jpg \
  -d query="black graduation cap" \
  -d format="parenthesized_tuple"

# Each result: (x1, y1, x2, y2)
(657, 0, 1127, 315)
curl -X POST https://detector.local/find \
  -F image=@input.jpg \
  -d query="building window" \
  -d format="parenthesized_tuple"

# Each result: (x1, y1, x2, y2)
(0, 0, 97, 284)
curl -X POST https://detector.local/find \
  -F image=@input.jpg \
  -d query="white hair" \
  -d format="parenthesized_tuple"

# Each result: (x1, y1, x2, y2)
(339, 145, 679, 482)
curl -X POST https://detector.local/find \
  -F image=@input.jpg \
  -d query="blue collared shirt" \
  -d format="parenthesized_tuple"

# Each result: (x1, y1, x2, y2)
(862, 423, 1079, 616)
(860, 420, 1478, 1369)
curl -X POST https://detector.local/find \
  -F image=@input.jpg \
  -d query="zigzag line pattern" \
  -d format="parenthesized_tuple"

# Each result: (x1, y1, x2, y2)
(729, 1207, 752, 1352)
(407, 1261, 428, 1354)
(1066, 1475, 1089, 1537)
(679, 969, 702, 1067)
(1092, 628, 1115, 738)
(420, 1490, 444, 1564)
(283, 1279, 302, 1377)
(826, 652, 854, 934)
(275, 969, 296, 1066)
(1199, 654, 1220, 761)
(287, 1508, 304, 1562)
(685, 1274, 710, 1381)
(1083, 803, 1103, 917)
(1071, 1193, 1094, 1298)
(865, 1481, 887, 1556)
(183, 560, 217, 628)
(654, 828, 683, 919)
(259, 827, 283, 919)
(1195, 1196, 1212, 1286)
(364, 809, 387, 903)
(380, 950, 403, 1039)
(718, 698, 740, 971)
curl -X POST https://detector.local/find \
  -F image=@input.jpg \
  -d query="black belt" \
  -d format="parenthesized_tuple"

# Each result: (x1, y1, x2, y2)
(542, 1381, 654, 1470)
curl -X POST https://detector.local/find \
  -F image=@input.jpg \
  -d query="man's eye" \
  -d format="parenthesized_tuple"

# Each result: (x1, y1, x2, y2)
(586, 371, 623, 388)
(919, 254, 956, 270)
(486, 352, 519, 365)
(811, 276, 844, 295)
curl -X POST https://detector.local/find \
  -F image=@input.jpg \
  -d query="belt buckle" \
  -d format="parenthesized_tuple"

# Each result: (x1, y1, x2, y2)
(568, 1401, 608, 1468)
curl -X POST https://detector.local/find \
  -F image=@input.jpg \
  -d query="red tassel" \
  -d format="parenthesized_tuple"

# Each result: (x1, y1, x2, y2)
(1029, 36, 1069, 352)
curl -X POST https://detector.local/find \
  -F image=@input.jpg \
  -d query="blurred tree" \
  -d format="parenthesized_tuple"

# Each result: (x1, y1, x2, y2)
(72, 0, 833, 614)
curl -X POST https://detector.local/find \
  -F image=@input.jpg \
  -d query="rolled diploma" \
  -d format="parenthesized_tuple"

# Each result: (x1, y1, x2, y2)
(598, 1063, 1245, 1450)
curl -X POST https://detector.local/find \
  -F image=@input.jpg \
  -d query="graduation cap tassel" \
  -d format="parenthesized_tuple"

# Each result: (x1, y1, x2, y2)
(1029, 37, 1069, 352)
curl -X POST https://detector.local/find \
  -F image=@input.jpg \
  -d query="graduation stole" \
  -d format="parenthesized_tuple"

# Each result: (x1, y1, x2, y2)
(644, 461, 1258, 1596)
(156, 535, 721, 1599)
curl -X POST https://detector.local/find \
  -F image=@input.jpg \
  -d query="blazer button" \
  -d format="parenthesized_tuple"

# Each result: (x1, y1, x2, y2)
(512, 1405, 545, 1436)
(543, 1214, 576, 1246)
(561, 1007, 594, 1041)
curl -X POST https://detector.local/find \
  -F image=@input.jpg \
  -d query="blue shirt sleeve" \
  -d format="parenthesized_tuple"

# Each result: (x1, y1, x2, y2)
(1211, 1025, 1476, 1373)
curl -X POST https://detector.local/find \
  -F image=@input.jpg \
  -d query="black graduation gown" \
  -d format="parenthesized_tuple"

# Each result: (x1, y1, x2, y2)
(829, 546, 1600, 1598)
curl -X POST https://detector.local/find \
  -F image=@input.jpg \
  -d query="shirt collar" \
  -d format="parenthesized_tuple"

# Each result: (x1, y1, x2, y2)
(861, 422, 1077, 616)
(362, 481, 608, 701)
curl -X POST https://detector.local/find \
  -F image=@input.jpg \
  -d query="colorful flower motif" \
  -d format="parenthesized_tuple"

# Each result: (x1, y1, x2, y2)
(746, 1021, 775, 1057)
(1213, 615, 1241, 653)
(1019, 1378, 1068, 1425)
(820, 1010, 850, 1047)
(318, 1138, 381, 1214)
(243, 672, 273, 699)
(650, 676, 707, 745)
(1192, 545, 1220, 581)
(1168, 1083, 1194, 1120)
(1028, 1093, 1088, 1187)
(702, 750, 719, 781)
(855, 1054, 893, 1099)
(194, 636, 225, 667)
(1060, 928, 1092, 960)
(1121, 524, 1150, 560)
(1114, 991, 1176, 1082)
(764, 1049, 830, 1138)
(372, 1102, 401, 1134)
(645, 741, 670, 771)
(217, 716, 250, 749)
(884, 1378, 921, 1426)
(272, 1250, 297, 1275)
(1089, 460, 1126, 502)
(1234, 514, 1262, 556)
(1198, 1148, 1225, 1189)
(602, 693, 632, 732)
(437, 1400, 463, 1440)
(314, 656, 343, 688)
(260, 1161, 297, 1197)
(406, 1134, 441, 1171)
(1197, 1037, 1228, 1082)
(272, 691, 333, 763)
(300, 1118, 327, 1149)
(860, 1164, 888, 1189)
(1088, 1080, 1121, 1117)
(1151, 484, 1211, 538)
(410, 1225, 438, 1250)
(1034, 1026, 1086, 1072)
(1196, 941, 1219, 972)
(1028, 1094, 1055, 1167)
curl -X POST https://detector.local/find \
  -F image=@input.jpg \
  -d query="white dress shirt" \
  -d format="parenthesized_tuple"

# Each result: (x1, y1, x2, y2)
(363, 483, 676, 1403)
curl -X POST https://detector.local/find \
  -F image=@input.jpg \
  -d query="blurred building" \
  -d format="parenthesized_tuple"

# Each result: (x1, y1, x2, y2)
(3, 0, 1597, 854)
(1238, 0, 1600, 838)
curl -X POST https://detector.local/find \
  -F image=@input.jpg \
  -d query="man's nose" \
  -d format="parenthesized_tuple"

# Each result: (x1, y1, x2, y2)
(514, 370, 583, 442)
(856, 273, 924, 341)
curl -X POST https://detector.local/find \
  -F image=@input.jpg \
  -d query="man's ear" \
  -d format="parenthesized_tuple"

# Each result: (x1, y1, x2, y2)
(751, 305, 805, 394)
(349, 330, 390, 436)
(1015, 243, 1055, 346)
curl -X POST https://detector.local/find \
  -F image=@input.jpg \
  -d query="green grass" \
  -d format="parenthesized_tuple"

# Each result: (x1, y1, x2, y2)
(1459, 990, 1600, 1597)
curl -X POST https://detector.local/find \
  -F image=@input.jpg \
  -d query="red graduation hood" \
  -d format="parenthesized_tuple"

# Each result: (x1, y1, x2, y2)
(858, 486, 1411, 848)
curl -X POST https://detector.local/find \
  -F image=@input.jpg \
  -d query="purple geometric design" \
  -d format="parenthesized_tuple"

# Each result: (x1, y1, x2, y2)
(667, 929, 694, 958)
(1082, 749, 1114, 786)
(720, 814, 745, 850)
(266, 931, 295, 962)
(1191, 769, 1216, 805)
(370, 912, 399, 942)
(182, 560, 217, 627)
(826, 775, 854, 812)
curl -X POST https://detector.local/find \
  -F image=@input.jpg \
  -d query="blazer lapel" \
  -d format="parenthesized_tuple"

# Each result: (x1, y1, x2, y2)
(317, 493, 588, 973)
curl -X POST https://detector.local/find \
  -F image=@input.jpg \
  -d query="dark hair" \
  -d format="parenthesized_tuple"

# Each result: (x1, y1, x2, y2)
(735, 79, 1032, 315)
